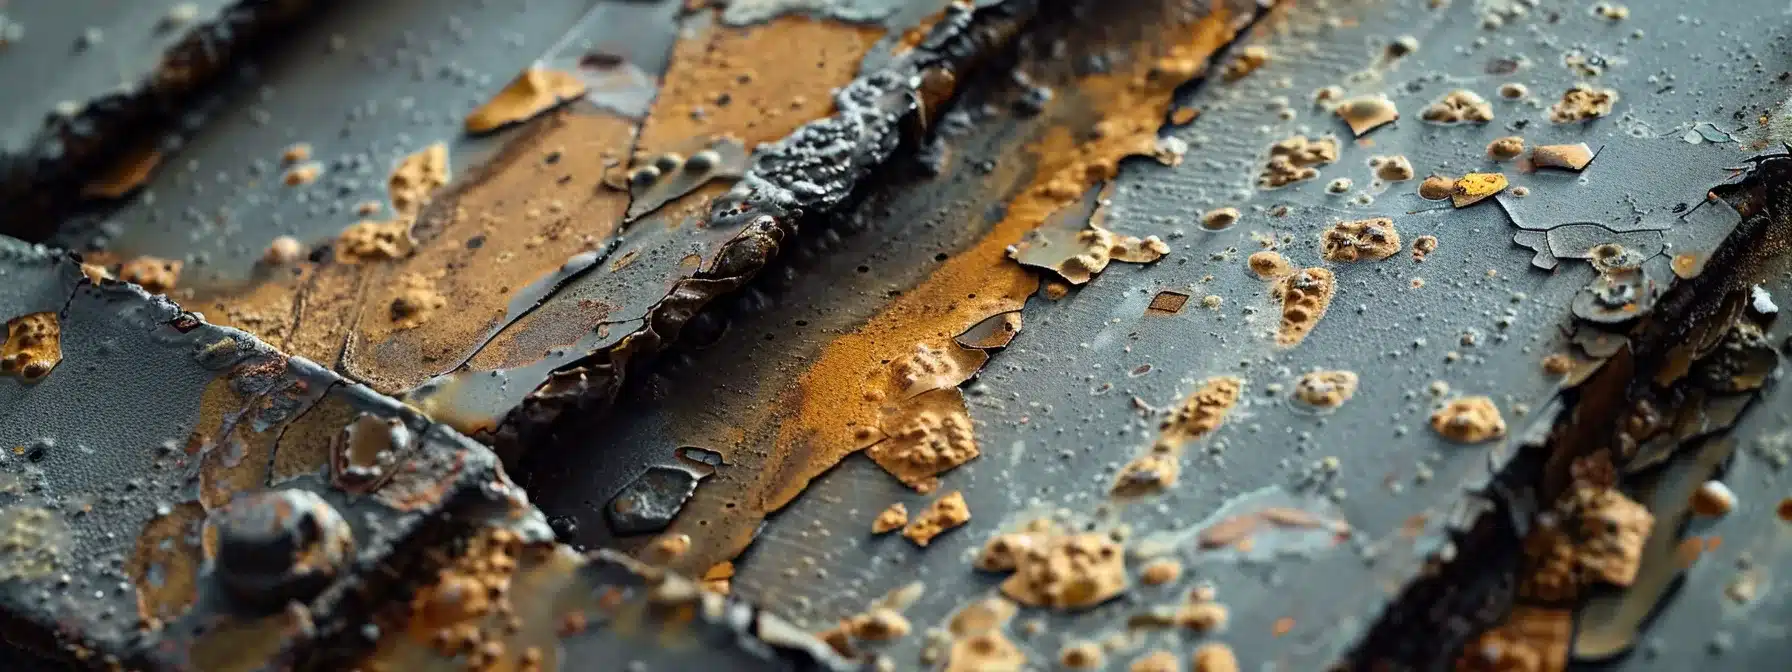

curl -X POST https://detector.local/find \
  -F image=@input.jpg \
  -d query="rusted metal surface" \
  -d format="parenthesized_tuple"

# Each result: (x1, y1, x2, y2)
(0, 238, 846, 670)
(6, 0, 1792, 669)
(0, 0, 327, 240)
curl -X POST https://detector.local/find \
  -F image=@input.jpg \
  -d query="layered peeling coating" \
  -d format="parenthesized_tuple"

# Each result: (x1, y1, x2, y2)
(9, 0, 1792, 669)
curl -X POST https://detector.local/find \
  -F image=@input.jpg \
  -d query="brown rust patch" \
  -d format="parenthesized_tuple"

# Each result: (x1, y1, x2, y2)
(1273, 267, 1335, 347)
(465, 68, 589, 134)
(360, 531, 592, 672)
(119, 256, 183, 294)
(902, 490, 970, 547)
(944, 597, 1025, 672)
(1193, 643, 1240, 672)
(999, 530, 1127, 610)
(350, 18, 881, 395)
(666, 4, 1249, 571)
(126, 501, 206, 625)
(1429, 396, 1506, 443)
(636, 16, 884, 156)
(344, 118, 624, 393)
(866, 388, 980, 492)
(1113, 376, 1244, 497)
(189, 372, 283, 510)
(1456, 606, 1571, 672)
(871, 503, 908, 534)
(1, 312, 62, 382)
(1259, 134, 1338, 188)
(1320, 217, 1401, 262)
(1548, 84, 1618, 123)
(1290, 369, 1357, 411)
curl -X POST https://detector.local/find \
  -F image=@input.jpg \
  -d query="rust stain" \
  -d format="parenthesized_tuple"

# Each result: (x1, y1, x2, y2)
(661, 3, 1248, 571)
(270, 393, 358, 484)
(635, 15, 885, 155)
(125, 501, 206, 626)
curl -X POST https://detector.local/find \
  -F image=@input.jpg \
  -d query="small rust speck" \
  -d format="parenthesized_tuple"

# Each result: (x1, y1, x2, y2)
(1202, 206, 1240, 230)
(1418, 175, 1456, 200)
(1411, 235, 1438, 261)
(902, 491, 969, 547)
(1130, 650, 1179, 672)
(1689, 481, 1735, 518)
(872, 503, 909, 534)
(1140, 558, 1182, 585)
(1429, 396, 1506, 443)
(1486, 136, 1525, 160)
(1549, 85, 1619, 123)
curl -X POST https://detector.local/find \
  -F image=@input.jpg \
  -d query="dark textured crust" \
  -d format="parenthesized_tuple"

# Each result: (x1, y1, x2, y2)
(0, 237, 550, 670)
(488, 0, 1043, 456)
(0, 0, 325, 241)
(565, 550, 856, 671)
(1348, 155, 1791, 670)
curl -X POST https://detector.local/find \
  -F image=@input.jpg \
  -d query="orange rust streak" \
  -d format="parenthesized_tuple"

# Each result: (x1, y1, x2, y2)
(343, 113, 636, 394)
(635, 15, 885, 155)
(82, 144, 163, 199)
(665, 6, 1245, 569)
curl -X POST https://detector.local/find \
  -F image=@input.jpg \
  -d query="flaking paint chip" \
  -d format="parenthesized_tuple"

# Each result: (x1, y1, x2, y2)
(902, 491, 969, 546)
(1451, 172, 1507, 207)
(465, 68, 589, 134)
(1334, 94, 1398, 136)
(1321, 218, 1401, 262)
(872, 503, 909, 534)
(1531, 143, 1595, 171)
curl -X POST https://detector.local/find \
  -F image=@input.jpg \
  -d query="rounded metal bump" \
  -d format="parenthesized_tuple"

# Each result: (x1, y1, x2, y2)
(210, 489, 354, 610)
